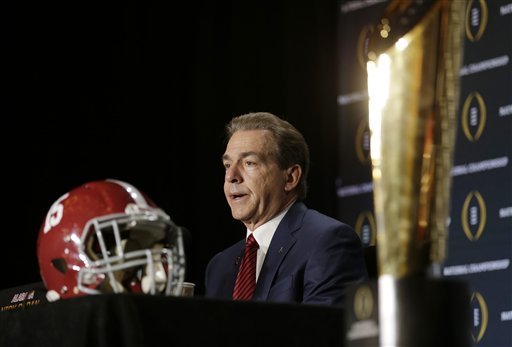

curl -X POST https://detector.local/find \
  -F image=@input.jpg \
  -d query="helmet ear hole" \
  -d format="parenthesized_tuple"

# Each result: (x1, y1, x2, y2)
(51, 258, 68, 274)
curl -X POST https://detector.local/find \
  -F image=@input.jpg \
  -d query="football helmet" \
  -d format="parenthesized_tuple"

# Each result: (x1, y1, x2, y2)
(37, 179, 186, 301)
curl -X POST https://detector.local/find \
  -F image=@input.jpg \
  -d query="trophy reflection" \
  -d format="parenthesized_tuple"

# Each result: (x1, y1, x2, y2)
(366, 0, 470, 346)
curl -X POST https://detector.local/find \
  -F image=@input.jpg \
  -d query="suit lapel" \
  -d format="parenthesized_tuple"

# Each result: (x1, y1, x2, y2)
(253, 201, 307, 300)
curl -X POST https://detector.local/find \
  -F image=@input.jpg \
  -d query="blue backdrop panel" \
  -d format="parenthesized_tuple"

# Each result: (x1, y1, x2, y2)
(337, 1, 512, 345)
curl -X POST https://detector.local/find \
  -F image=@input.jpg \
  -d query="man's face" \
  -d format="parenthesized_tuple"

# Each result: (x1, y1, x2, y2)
(222, 129, 292, 230)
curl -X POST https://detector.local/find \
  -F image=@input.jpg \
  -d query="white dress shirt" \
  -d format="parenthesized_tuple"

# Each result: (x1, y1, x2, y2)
(245, 206, 292, 281)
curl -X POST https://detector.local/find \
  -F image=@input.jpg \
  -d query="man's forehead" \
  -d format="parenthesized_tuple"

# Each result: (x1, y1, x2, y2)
(223, 130, 276, 161)
(227, 130, 273, 150)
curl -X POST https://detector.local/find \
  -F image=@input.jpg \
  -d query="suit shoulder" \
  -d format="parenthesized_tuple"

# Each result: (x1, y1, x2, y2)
(299, 208, 361, 246)
(303, 208, 352, 230)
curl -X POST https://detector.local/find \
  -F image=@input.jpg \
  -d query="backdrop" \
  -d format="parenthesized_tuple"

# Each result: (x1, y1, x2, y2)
(336, 1, 511, 346)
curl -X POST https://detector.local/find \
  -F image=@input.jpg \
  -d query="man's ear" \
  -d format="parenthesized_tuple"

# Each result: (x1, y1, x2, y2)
(284, 165, 302, 192)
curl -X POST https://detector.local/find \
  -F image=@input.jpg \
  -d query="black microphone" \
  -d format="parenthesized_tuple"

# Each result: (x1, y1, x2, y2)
(235, 256, 241, 265)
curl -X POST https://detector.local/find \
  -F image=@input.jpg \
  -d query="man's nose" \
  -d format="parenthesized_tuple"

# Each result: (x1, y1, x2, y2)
(225, 165, 242, 183)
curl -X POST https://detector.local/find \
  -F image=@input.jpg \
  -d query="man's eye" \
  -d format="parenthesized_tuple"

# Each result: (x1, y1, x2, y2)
(245, 161, 255, 167)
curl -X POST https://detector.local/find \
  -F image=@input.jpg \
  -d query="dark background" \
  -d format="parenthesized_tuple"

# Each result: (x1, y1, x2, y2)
(8, 0, 340, 294)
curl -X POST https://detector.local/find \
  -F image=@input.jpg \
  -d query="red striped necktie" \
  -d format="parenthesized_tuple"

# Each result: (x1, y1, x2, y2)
(232, 234, 259, 300)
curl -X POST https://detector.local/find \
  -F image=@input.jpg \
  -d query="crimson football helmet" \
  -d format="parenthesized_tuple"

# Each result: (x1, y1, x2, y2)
(37, 179, 185, 301)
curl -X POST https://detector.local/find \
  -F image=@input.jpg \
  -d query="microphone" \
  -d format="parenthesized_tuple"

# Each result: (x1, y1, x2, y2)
(235, 256, 241, 265)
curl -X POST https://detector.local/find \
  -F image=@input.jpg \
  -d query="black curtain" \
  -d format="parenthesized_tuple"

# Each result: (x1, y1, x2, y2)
(9, 0, 339, 294)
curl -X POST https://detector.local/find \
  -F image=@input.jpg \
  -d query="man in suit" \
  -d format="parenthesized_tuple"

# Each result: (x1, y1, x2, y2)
(205, 112, 367, 306)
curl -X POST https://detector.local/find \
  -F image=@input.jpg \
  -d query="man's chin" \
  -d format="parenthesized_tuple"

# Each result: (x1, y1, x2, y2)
(230, 209, 249, 222)
(230, 212, 245, 221)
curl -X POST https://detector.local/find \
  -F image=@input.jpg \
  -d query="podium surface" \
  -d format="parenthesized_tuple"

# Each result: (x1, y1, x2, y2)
(1, 293, 345, 347)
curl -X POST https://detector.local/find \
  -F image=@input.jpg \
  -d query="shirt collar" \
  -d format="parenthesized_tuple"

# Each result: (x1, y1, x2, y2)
(245, 204, 293, 254)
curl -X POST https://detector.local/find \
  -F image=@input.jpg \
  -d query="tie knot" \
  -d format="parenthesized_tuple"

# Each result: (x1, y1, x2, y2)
(246, 234, 259, 249)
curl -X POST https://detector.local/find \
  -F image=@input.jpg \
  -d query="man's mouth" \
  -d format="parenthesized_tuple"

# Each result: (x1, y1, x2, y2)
(230, 193, 247, 201)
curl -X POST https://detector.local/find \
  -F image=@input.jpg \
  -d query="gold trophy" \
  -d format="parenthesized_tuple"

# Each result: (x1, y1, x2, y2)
(365, 0, 470, 345)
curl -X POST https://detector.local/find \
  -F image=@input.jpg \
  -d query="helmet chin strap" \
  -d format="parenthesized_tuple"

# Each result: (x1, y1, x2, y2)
(141, 261, 167, 294)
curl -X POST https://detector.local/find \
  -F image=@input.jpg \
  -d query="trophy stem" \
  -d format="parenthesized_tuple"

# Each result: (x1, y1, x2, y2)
(366, 1, 470, 345)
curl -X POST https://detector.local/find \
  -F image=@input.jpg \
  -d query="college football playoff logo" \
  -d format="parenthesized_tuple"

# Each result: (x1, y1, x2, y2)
(355, 211, 376, 246)
(465, 0, 488, 42)
(355, 118, 371, 164)
(471, 291, 488, 343)
(461, 92, 487, 142)
(461, 191, 487, 241)
(354, 285, 374, 321)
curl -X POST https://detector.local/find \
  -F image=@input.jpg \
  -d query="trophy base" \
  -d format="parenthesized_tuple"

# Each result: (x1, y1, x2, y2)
(379, 276, 471, 346)
(345, 277, 471, 347)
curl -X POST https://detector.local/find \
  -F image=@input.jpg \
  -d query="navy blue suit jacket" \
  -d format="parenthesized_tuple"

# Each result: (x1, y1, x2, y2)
(205, 201, 368, 306)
